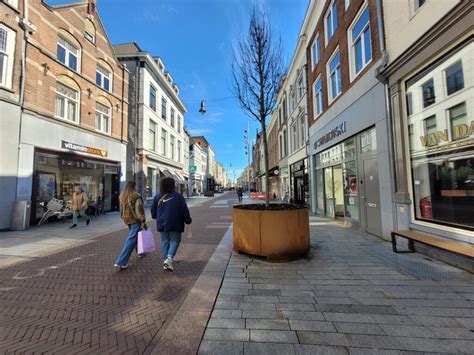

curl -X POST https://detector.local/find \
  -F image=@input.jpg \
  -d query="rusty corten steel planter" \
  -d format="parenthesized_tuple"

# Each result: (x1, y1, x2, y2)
(232, 204, 310, 261)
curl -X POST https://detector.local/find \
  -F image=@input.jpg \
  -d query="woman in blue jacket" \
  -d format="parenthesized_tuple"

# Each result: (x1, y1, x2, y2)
(151, 177, 192, 271)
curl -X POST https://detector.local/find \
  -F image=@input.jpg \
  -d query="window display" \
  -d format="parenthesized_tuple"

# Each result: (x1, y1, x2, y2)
(405, 42, 473, 230)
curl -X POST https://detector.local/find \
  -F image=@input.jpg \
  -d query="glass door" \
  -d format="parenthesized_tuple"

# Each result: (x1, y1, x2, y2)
(324, 167, 335, 218)
(333, 164, 344, 218)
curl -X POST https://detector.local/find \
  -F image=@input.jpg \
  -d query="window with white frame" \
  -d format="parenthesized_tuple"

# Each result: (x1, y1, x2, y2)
(0, 24, 15, 89)
(311, 35, 320, 69)
(55, 82, 79, 122)
(291, 122, 297, 153)
(445, 61, 464, 96)
(161, 97, 167, 120)
(95, 102, 111, 134)
(170, 108, 175, 128)
(4, 0, 19, 9)
(325, 1, 338, 44)
(170, 135, 175, 160)
(290, 85, 296, 110)
(415, 0, 426, 11)
(149, 85, 156, 111)
(283, 129, 288, 156)
(299, 114, 306, 147)
(96, 65, 111, 91)
(149, 119, 157, 151)
(161, 128, 167, 156)
(298, 73, 304, 100)
(313, 76, 323, 117)
(57, 36, 79, 71)
(349, 5, 372, 78)
(177, 115, 182, 133)
(279, 134, 283, 159)
(327, 49, 342, 102)
(177, 140, 182, 162)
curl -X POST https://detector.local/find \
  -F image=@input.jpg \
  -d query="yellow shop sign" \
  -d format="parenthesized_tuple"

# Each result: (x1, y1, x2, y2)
(420, 120, 474, 147)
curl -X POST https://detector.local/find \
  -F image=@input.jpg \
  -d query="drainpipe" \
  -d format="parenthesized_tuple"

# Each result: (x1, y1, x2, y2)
(375, 0, 398, 233)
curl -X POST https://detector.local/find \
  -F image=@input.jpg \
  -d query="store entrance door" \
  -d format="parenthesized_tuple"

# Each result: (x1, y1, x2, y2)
(323, 165, 344, 218)
(362, 157, 382, 236)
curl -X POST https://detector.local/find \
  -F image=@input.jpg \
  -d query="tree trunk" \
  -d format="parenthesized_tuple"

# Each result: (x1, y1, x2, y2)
(261, 119, 270, 208)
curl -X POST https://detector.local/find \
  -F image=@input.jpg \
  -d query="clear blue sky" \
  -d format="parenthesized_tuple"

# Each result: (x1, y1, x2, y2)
(50, 0, 309, 179)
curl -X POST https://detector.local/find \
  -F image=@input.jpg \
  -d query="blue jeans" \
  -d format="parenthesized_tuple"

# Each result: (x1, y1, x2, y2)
(72, 209, 88, 224)
(115, 223, 141, 266)
(160, 231, 182, 259)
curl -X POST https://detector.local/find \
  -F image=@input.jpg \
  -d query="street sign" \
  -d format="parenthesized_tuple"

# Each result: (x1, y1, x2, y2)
(189, 165, 197, 173)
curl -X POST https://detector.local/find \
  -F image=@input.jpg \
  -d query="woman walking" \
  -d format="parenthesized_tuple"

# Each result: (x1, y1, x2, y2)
(70, 186, 90, 229)
(151, 177, 192, 271)
(114, 181, 146, 269)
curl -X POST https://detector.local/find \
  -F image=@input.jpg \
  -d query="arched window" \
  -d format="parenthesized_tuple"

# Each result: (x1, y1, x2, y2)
(95, 96, 112, 134)
(96, 59, 113, 92)
(84, 19, 96, 44)
(55, 76, 80, 123)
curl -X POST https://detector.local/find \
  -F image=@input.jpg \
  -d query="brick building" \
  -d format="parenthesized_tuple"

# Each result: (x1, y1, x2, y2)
(267, 109, 280, 199)
(6, 0, 129, 228)
(306, 0, 394, 238)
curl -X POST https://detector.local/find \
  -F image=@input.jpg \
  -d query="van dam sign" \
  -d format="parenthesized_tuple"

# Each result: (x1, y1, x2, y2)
(313, 122, 347, 150)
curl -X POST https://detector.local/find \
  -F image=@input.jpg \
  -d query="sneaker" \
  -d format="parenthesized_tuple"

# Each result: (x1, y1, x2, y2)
(138, 253, 145, 258)
(86, 218, 91, 226)
(163, 257, 173, 271)
(70, 224, 77, 229)
(114, 263, 128, 270)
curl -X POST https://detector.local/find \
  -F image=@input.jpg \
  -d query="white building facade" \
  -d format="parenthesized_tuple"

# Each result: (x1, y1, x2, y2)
(115, 43, 188, 200)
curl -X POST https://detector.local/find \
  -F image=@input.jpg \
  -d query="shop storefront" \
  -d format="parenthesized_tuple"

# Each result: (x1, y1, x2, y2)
(32, 148, 120, 223)
(290, 159, 308, 205)
(403, 41, 473, 233)
(268, 166, 280, 199)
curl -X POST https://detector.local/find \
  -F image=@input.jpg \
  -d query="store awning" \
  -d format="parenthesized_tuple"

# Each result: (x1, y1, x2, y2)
(174, 170, 186, 184)
(163, 169, 185, 184)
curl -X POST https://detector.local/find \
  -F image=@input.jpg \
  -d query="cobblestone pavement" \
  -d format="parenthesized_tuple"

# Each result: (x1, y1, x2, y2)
(200, 216, 474, 354)
(0, 193, 236, 354)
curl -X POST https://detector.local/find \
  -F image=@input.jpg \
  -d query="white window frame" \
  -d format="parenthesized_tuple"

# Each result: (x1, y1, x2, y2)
(170, 108, 175, 128)
(291, 122, 297, 153)
(313, 75, 323, 118)
(96, 65, 111, 91)
(311, 35, 320, 70)
(0, 24, 15, 89)
(149, 119, 157, 151)
(170, 135, 175, 160)
(414, 0, 426, 12)
(177, 140, 182, 162)
(95, 101, 111, 134)
(299, 113, 306, 148)
(348, 3, 372, 81)
(57, 36, 80, 72)
(3, 0, 19, 9)
(324, 0, 338, 45)
(161, 128, 167, 157)
(55, 82, 80, 124)
(327, 48, 342, 103)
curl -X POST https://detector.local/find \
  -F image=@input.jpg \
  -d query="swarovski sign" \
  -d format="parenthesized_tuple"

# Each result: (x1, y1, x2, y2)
(313, 122, 347, 150)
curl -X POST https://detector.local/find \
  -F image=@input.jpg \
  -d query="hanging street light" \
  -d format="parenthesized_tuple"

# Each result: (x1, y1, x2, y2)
(199, 100, 207, 115)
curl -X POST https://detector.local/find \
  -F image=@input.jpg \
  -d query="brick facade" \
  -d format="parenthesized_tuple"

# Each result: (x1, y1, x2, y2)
(306, 0, 381, 127)
(23, 0, 128, 141)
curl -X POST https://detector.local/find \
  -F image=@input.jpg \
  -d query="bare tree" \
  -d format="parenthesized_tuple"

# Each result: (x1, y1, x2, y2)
(232, 8, 285, 208)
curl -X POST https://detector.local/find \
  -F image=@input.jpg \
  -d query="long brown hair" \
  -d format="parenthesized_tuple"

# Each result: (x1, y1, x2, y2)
(119, 181, 136, 205)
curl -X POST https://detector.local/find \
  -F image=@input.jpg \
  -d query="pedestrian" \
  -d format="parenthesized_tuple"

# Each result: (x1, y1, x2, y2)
(237, 188, 243, 203)
(70, 185, 90, 229)
(114, 181, 147, 270)
(151, 177, 192, 272)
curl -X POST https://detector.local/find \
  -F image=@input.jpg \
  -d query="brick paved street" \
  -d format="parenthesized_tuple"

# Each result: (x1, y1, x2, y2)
(200, 216, 474, 354)
(0, 193, 236, 354)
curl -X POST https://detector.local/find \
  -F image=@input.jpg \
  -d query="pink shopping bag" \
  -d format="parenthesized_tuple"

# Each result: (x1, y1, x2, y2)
(137, 229, 155, 254)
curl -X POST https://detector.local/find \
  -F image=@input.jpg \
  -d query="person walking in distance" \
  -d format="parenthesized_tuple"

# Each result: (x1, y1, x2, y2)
(70, 185, 90, 229)
(151, 177, 192, 272)
(237, 188, 243, 203)
(114, 181, 147, 269)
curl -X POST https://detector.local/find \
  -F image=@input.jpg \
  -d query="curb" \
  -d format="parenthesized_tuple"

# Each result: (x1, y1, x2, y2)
(151, 225, 233, 354)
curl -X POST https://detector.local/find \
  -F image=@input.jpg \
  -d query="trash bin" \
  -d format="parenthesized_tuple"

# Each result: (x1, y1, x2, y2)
(10, 200, 31, 231)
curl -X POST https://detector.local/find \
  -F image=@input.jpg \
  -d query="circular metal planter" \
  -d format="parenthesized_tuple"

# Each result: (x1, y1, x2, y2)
(232, 204, 310, 261)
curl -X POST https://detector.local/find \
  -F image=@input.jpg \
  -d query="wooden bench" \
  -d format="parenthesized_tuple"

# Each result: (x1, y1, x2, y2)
(391, 230, 474, 259)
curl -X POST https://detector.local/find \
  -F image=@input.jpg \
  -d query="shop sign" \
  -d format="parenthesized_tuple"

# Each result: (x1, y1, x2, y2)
(420, 120, 474, 147)
(62, 140, 108, 157)
(313, 122, 347, 150)
(280, 166, 289, 177)
(189, 165, 197, 173)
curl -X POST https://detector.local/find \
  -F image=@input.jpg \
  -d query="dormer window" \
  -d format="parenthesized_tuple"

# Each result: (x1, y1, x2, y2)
(84, 19, 96, 44)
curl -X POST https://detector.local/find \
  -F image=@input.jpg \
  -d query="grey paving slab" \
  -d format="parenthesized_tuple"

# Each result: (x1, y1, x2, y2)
(276, 303, 316, 311)
(294, 344, 349, 355)
(288, 320, 337, 332)
(243, 342, 296, 354)
(345, 334, 405, 350)
(249, 330, 298, 343)
(246, 319, 290, 330)
(203, 329, 250, 342)
(241, 310, 285, 320)
(198, 340, 244, 354)
(281, 311, 325, 321)
(334, 322, 387, 335)
(207, 318, 245, 329)
(211, 309, 243, 319)
(297, 331, 350, 347)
